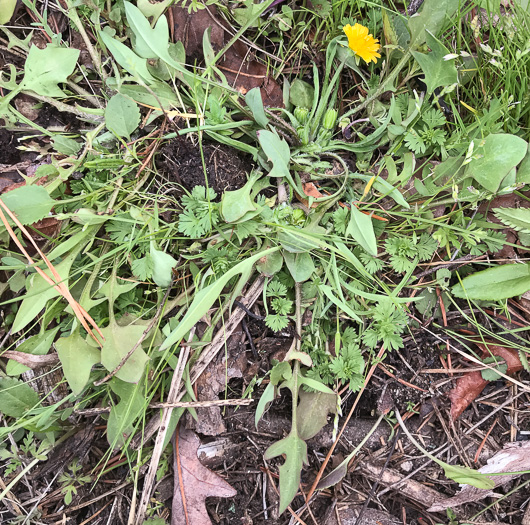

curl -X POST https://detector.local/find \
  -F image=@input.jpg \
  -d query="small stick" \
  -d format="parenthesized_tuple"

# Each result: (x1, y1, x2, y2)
(74, 398, 253, 416)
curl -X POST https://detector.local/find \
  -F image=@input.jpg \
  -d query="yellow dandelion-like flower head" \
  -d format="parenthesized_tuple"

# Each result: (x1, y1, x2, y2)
(343, 23, 381, 65)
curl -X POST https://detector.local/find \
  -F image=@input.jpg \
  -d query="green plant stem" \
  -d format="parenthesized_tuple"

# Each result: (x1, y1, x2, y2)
(64, 1, 107, 81)
(343, 51, 412, 120)
(66, 80, 102, 109)
(22, 91, 104, 122)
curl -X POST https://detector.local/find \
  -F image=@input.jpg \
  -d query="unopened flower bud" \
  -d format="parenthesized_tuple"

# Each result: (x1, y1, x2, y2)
(294, 106, 310, 126)
(322, 108, 338, 131)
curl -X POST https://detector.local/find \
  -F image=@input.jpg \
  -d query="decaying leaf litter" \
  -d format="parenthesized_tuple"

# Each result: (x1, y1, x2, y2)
(1, 0, 530, 524)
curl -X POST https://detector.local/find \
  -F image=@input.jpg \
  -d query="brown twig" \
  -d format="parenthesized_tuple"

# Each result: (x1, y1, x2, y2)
(74, 398, 253, 416)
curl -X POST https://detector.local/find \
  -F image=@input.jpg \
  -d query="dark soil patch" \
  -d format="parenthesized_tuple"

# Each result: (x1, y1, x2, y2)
(34, 103, 69, 128)
(157, 137, 252, 195)
(0, 129, 22, 165)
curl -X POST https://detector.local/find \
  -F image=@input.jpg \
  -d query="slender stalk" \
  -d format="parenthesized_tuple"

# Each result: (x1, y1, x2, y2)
(343, 51, 413, 120)
(64, 1, 108, 81)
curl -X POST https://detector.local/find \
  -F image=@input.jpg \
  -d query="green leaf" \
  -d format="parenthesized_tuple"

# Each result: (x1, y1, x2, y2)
(299, 376, 335, 394)
(100, 321, 149, 384)
(270, 361, 292, 385)
(99, 30, 156, 84)
(21, 44, 79, 97)
(516, 146, 530, 184)
(137, 0, 173, 21)
(452, 263, 530, 301)
(125, 1, 170, 59)
(0, 377, 40, 417)
(220, 172, 260, 223)
(256, 248, 283, 277)
(439, 462, 494, 489)
(411, 31, 458, 94)
(69, 208, 112, 226)
(346, 205, 377, 256)
(160, 247, 280, 350)
(56, 331, 101, 395)
(296, 390, 337, 440)
(493, 208, 530, 233)
(0, 185, 54, 226)
(257, 130, 291, 178)
(107, 378, 145, 447)
(6, 327, 59, 376)
(480, 356, 508, 381)
(132, 255, 154, 281)
(371, 177, 410, 209)
(408, 0, 459, 46)
(12, 248, 78, 333)
(309, 0, 331, 18)
(245, 87, 269, 128)
(117, 81, 178, 109)
(52, 135, 82, 155)
(150, 244, 177, 287)
(278, 222, 326, 253)
(289, 79, 314, 109)
(264, 432, 308, 514)
(464, 134, 528, 193)
(0, 0, 17, 24)
(105, 94, 141, 140)
(383, 11, 410, 50)
(320, 284, 362, 322)
(283, 251, 315, 283)
(255, 381, 275, 427)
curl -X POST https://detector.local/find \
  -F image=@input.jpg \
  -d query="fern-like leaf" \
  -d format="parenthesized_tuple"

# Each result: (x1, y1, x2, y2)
(493, 208, 530, 233)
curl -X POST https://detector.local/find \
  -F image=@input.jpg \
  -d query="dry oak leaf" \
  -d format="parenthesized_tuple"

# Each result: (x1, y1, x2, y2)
(221, 39, 283, 107)
(172, 426, 237, 525)
(171, 5, 225, 60)
(448, 342, 524, 420)
(170, 6, 283, 106)
(428, 441, 530, 512)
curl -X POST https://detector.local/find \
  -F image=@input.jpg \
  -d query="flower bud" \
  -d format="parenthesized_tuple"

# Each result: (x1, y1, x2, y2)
(322, 108, 338, 131)
(294, 106, 309, 126)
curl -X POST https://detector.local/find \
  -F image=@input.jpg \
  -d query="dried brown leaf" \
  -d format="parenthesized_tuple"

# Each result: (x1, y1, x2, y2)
(172, 427, 237, 525)
(296, 182, 324, 209)
(171, 5, 225, 60)
(190, 331, 247, 435)
(221, 40, 283, 106)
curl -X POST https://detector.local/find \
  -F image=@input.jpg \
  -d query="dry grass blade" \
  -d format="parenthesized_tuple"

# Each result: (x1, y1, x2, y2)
(134, 328, 196, 525)
(0, 199, 104, 345)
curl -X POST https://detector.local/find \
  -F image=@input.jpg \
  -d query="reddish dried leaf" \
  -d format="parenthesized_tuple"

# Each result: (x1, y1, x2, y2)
(172, 427, 237, 525)
(30, 217, 61, 240)
(449, 343, 523, 420)
(296, 182, 324, 209)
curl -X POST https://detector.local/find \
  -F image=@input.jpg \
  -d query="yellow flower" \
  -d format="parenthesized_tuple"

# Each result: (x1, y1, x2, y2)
(343, 23, 381, 64)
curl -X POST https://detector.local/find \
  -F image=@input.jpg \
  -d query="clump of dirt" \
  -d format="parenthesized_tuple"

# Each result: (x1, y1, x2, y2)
(0, 129, 22, 165)
(156, 137, 252, 195)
